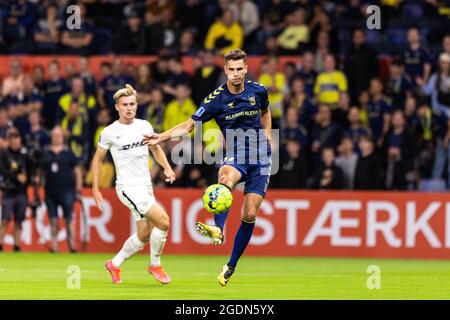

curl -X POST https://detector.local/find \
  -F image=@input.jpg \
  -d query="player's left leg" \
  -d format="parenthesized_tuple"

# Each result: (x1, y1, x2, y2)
(217, 192, 263, 286)
(217, 163, 270, 286)
(143, 202, 171, 284)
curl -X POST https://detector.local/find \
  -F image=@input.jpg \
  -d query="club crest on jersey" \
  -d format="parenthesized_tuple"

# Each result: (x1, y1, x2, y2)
(228, 102, 234, 108)
(120, 140, 146, 151)
(249, 96, 256, 105)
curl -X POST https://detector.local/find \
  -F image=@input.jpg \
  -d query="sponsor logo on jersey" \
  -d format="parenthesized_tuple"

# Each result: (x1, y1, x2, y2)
(120, 140, 146, 151)
(225, 110, 258, 120)
(195, 107, 205, 117)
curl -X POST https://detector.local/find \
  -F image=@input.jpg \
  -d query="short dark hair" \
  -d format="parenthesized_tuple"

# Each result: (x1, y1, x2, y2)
(224, 48, 247, 63)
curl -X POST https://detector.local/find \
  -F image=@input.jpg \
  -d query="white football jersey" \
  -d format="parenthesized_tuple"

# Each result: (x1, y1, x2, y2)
(98, 119, 153, 186)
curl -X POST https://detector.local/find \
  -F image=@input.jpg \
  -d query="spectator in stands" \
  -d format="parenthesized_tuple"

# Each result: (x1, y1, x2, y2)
(162, 83, 197, 133)
(192, 49, 222, 106)
(418, 52, 450, 118)
(98, 58, 135, 113)
(442, 34, 450, 56)
(386, 60, 413, 109)
(43, 60, 68, 129)
(258, 56, 286, 128)
(61, 101, 88, 164)
(135, 64, 154, 110)
(163, 56, 192, 98)
(404, 96, 419, 129)
(310, 104, 342, 158)
(281, 107, 308, 151)
(335, 136, 358, 189)
(58, 76, 96, 126)
(313, 31, 331, 72)
(294, 51, 317, 98)
(149, 52, 171, 85)
(41, 126, 82, 253)
(311, 147, 344, 190)
(204, 8, 244, 55)
(112, 11, 146, 55)
(284, 77, 317, 132)
(144, 0, 176, 26)
(314, 54, 348, 107)
(230, 0, 260, 51)
(402, 27, 432, 86)
(0, 128, 32, 252)
(21, 75, 43, 114)
(33, 3, 62, 54)
(2, 0, 36, 53)
(368, 78, 393, 147)
(414, 103, 446, 181)
(0, 108, 12, 140)
(178, 29, 198, 56)
(277, 8, 309, 55)
(145, 7, 180, 54)
(144, 87, 165, 133)
(23, 110, 50, 151)
(273, 138, 308, 189)
(384, 110, 415, 190)
(31, 64, 46, 95)
(309, 6, 339, 55)
(333, 92, 351, 129)
(354, 135, 383, 190)
(263, 0, 290, 30)
(60, 2, 93, 55)
(346, 106, 369, 153)
(77, 57, 97, 97)
(2, 59, 24, 97)
(344, 28, 379, 102)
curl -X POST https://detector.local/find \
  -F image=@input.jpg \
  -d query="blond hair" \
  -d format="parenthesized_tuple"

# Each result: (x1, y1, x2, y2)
(113, 84, 137, 103)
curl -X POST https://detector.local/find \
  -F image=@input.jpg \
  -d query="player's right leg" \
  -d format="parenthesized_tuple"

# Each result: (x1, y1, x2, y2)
(0, 197, 13, 252)
(196, 165, 242, 245)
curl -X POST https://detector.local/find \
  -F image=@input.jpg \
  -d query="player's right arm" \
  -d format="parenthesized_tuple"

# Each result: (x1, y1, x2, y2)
(143, 92, 220, 146)
(91, 146, 108, 211)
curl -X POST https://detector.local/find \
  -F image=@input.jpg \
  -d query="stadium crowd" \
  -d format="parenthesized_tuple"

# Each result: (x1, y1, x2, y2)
(0, 0, 449, 195)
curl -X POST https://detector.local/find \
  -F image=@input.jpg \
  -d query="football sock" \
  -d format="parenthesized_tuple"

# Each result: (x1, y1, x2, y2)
(150, 227, 168, 266)
(112, 233, 145, 268)
(227, 219, 255, 269)
(214, 208, 229, 231)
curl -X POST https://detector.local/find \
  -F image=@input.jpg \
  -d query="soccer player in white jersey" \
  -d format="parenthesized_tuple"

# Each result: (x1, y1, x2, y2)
(91, 84, 175, 284)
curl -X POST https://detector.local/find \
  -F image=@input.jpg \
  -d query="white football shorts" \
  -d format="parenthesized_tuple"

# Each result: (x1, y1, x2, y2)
(116, 184, 156, 221)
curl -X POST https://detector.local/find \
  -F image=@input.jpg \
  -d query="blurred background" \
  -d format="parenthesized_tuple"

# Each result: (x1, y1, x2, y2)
(0, 0, 449, 255)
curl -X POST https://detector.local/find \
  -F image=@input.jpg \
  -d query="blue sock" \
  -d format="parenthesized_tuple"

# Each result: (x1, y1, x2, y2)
(214, 209, 229, 231)
(227, 220, 255, 269)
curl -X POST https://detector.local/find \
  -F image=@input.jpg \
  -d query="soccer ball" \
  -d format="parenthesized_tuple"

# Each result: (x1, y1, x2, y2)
(202, 184, 233, 214)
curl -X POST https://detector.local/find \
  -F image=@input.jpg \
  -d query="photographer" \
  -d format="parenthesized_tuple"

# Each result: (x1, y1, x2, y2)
(0, 128, 31, 252)
(40, 126, 82, 253)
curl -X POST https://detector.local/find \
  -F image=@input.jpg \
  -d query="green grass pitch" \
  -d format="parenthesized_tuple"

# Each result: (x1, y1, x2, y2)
(1, 252, 450, 299)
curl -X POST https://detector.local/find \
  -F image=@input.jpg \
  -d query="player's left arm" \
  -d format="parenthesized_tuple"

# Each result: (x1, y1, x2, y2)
(260, 87, 272, 146)
(149, 144, 175, 184)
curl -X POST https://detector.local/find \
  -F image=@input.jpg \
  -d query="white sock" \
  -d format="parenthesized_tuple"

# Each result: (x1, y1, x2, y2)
(150, 228, 168, 266)
(112, 233, 145, 268)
